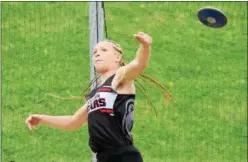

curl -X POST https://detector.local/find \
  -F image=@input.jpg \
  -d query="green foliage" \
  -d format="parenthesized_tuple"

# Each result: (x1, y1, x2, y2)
(2, 2, 247, 162)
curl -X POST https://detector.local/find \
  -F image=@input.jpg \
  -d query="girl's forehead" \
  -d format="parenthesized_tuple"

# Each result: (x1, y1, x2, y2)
(95, 41, 113, 49)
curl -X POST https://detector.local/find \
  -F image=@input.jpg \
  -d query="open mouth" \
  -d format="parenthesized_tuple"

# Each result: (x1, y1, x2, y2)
(96, 60, 102, 63)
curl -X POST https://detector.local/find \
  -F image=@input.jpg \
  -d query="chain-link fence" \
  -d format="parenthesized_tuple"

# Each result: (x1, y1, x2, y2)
(2, 2, 247, 162)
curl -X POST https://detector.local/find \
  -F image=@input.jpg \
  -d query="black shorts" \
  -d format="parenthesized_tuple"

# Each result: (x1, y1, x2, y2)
(96, 146, 143, 162)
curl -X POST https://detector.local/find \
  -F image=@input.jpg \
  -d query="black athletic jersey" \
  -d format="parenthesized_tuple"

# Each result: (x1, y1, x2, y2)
(85, 74, 135, 153)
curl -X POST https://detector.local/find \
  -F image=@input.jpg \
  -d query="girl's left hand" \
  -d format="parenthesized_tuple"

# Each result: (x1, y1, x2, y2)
(134, 32, 152, 46)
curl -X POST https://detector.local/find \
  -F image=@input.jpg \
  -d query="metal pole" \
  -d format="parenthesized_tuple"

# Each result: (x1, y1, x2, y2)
(89, 1, 98, 90)
(89, 2, 105, 162)
(0, 2, 2, 162)
(97, 2, 105, 42)
(89, 2, 105, 90)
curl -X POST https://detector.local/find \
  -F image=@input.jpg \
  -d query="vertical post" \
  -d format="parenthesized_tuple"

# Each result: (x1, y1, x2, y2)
(89, 1, 98, 90)
(89, 1, 105, 91)
(97, 2, 105, 42)
(89, 1, 105, 162)
(0, 2, 2, 162)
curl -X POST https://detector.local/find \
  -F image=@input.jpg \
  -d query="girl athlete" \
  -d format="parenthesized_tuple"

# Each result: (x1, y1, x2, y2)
(26, 32, 154, 162)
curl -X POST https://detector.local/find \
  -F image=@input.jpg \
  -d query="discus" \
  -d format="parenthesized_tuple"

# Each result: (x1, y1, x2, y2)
(197, 7, 227, 28)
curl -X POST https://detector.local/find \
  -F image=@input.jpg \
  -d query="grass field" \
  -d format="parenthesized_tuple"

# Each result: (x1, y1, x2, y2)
(2, 2, 247, 162)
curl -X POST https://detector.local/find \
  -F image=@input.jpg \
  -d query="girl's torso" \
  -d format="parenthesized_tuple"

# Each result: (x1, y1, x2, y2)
(85, 74, 136, 153)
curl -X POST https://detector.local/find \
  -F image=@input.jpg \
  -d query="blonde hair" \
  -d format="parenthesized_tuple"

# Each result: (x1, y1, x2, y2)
(49, 40, 172, 117)
(103, 39, 125, 66)
(91, 40, 172, 116)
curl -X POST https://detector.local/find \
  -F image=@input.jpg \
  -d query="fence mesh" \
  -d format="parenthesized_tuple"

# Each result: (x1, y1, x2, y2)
(2, 2, 247, 162)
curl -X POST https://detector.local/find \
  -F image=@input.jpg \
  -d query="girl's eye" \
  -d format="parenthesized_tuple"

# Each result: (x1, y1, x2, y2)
(102, 48, 107, 52)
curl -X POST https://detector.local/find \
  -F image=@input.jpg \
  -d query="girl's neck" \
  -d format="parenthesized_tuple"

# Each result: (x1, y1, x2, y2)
(100, 70, 116, 84)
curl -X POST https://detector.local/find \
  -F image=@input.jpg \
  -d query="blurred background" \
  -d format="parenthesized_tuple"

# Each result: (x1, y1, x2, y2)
(1, 2, 247, 162)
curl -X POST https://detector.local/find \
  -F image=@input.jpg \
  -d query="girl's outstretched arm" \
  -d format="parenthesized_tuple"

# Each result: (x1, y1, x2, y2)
(26, 104, 88, 131)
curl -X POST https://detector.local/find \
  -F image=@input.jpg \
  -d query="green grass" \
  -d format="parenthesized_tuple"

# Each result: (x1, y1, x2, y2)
(2, 2, 247, 162)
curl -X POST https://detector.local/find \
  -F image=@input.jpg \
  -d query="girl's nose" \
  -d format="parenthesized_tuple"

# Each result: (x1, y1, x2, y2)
(95, 53, 100, 57)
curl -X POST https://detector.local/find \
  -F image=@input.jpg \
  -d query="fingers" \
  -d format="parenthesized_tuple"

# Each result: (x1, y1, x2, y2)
(26, 116, 33, 130)
(26, 115, 38, 131)
(25, 116, 32, 127)
(134, 32, 152, 45)
(134, 32, 145, 36)
(27, 120, 34, 131)
(27, 122, 32, 130)
(134, 32, 144, 38)
(26, 115, 32, 123)
(134, 32, 145, 39)
(27, 122, 36, 131)
(134, 32, 150, 40)
(134, 34, 143, 41)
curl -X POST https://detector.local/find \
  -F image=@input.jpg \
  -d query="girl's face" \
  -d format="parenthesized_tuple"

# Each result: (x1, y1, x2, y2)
(93, 41, 122, 73)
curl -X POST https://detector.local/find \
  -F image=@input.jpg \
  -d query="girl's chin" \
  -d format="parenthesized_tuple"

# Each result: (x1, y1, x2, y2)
(95, 65, 106, 73)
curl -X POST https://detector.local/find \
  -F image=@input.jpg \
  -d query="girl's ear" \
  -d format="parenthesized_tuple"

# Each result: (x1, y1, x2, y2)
(115, 56, 121, 64)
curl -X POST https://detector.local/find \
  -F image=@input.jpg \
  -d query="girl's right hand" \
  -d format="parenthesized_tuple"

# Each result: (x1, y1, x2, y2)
(25, 114, 44, 131)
